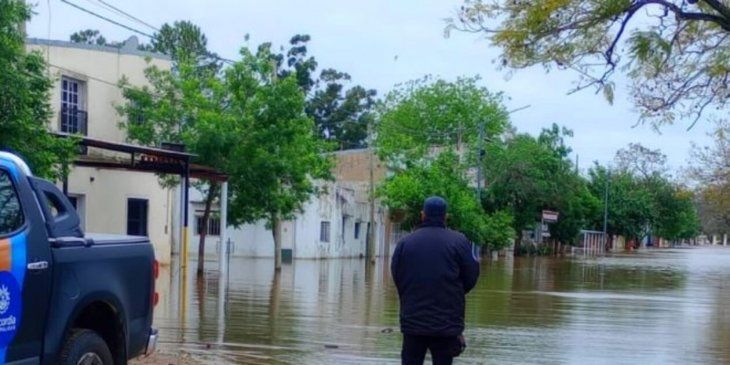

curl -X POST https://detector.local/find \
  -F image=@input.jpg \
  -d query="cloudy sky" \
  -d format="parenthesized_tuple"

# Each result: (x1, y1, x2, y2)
(27, 0, 715, 173)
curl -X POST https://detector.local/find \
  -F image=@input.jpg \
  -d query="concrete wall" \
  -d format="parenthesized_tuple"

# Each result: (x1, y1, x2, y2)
(66, 167, 174, 264)
(26, 39, 176, 263)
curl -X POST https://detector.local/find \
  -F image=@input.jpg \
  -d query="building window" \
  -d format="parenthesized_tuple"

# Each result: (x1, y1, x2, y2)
(320, 221, 331, 243)
(127, 198, 148, 236)
(354, 222, 361, 239)
(0, 170, 24, 236)
(60, 77, 87, 135)
(196, 215, 221, 236)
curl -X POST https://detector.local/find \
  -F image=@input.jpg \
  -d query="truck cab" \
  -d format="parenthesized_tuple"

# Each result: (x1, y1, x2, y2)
(0, 152, 158, 365)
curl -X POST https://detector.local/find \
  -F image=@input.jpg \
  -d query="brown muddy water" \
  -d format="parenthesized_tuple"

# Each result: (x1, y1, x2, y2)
(152, 247, 730, 364)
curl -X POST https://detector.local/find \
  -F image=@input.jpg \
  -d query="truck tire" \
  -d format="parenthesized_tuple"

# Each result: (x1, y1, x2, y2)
(59, 329, 114, 365)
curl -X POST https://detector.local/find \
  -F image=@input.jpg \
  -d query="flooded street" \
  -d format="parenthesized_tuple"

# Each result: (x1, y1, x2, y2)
(153, 247, 730, 364)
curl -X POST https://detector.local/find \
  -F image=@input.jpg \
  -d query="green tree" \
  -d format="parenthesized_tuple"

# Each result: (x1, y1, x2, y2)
(607, 143, 699, 244)
(653, 184, 701, 241)
(120, 43, 331, 272)
(449, 0, 730, 127)
(70, 29, 112, 46)
(483, 125, 593, 253)
(274, 35, 377, 149)
(225, 44, 333, 270)
(1, 0, 76, 179)
(146, 21, 220, 69)
(118, 56, 233, 276)
(376, 76, 509, 166)
(378, 151, 515, 250)
(375, 77, 513, 251)
(688, 119, 730, 235)
(307, 69, 377, 149)
(588, 166, 654, 244)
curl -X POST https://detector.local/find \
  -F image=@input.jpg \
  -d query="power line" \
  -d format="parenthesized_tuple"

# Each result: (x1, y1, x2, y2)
(94, 0, 159, 32)
(60, 0, 154, 38)
(60, 0, 236, 65)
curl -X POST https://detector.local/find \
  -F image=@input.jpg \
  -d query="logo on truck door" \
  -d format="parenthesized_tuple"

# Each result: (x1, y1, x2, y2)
(0, 272, 20, 347)
(0, 285, 9, 315)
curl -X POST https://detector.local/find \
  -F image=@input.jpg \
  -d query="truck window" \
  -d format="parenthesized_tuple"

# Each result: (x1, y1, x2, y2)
(0, 170, 24, 236)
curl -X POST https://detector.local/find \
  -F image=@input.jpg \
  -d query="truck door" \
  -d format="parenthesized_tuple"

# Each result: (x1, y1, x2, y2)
(0, 163, 52, 364)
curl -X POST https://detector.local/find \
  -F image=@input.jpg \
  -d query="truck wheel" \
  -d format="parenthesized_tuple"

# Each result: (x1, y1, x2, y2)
(59, 329, 114, 365)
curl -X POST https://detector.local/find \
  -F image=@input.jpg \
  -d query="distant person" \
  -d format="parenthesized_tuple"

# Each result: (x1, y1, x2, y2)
(391, 196, 480, 365)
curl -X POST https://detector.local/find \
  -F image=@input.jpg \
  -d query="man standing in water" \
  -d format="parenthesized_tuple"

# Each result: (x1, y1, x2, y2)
(391, 196, 481, 365)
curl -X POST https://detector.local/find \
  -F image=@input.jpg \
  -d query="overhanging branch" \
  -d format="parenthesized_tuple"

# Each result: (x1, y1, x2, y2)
(701, 0, 730, 21)
(639, 0, 730, 31)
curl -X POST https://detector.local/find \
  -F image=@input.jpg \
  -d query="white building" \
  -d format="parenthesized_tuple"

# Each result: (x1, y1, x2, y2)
(26, 38, 176, 264)
(184, 149, 392, 260)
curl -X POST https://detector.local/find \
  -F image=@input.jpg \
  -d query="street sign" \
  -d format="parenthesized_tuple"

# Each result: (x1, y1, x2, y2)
(542, 210, 559, 223)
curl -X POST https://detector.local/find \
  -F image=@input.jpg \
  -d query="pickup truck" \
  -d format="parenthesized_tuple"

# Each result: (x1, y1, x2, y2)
(0, 152, 158, 365)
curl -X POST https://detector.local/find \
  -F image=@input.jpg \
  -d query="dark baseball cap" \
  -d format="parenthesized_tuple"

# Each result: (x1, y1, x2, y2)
(423, 196, 447, 218)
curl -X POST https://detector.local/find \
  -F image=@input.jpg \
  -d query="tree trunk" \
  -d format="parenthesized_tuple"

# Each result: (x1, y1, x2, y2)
(197, 183, 218, 277)
(513, 235, 523, 256)
(271, 214, 282, 271)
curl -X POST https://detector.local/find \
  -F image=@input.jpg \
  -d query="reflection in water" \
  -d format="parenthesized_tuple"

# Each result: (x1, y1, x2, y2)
(154, 248, 730, 364)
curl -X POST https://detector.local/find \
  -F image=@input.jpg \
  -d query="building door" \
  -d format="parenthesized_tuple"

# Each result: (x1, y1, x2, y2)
(127, 198, 148, 236)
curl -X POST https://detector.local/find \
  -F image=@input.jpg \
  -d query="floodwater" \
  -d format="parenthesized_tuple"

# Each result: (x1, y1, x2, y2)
(153, 247, 730, 364)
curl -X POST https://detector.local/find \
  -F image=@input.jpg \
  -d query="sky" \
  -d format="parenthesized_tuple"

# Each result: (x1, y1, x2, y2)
(26, 0, 715, 173)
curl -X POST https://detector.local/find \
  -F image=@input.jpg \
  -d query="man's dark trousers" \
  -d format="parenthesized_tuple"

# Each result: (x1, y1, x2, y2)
(402, 334, 461, 365)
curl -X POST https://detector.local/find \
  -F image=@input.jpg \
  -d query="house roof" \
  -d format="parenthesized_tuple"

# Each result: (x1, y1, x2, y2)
(26, 37, 171, 61)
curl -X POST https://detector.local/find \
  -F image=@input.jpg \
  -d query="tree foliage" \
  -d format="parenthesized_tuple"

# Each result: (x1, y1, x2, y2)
(376, 77, 514, 250)
(688, 119, 730, 234)
(376, 76, 509, 166)
(587, 144, 700, 244)
(146, 21, 220, 69)
(378, 151, 515, 250)
(484, 125, 598, 248)
(70, 29, 113, 47)
(615, 143, 669, 178)
(118, 40, 331, 272)
(271, 35, 378, 149)
(449, 0, 730, 127)
(1, 0, 76, 180)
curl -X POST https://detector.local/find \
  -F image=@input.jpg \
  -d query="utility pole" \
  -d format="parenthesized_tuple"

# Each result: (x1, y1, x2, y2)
(367, 118, 376, 264)
(602, 169, 610, 250)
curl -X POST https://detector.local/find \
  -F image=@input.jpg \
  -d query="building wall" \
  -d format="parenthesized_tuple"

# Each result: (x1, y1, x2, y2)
(184, 180, 388, 260)
(332, 149, 387, 182)
(27, 38, 171, 144)
(26, 39, 176, 263)
(66, 167, 174, 264)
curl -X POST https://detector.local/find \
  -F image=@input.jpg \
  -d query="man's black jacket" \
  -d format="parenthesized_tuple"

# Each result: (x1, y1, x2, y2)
(391, 220, 480, 337)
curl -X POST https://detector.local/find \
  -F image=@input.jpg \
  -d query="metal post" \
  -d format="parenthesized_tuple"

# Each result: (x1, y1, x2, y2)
(180, 161, 190, 324)
(367, 119, 376, 264)
(602, 169, 610, 250)
(219, 181, 228, 274)
(217, 181, 228, 346)
(182, 161, 190, 272)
